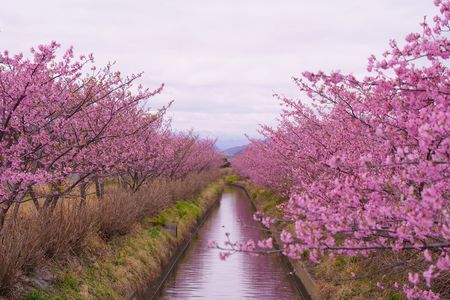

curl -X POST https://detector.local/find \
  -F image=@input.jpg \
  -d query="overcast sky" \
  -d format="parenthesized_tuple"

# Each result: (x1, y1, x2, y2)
(0, 0, 437, 149)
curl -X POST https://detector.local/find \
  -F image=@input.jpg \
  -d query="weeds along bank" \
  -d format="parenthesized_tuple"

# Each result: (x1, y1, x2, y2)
(0, 170, 225, 299)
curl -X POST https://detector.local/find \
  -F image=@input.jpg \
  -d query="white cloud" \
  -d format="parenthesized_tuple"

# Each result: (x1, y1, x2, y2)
(0, 0, 438, 149)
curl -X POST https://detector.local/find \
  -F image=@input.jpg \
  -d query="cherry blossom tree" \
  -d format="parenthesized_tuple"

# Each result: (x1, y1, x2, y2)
(232, 1, 449, 298)
(0, 42, 223, 223)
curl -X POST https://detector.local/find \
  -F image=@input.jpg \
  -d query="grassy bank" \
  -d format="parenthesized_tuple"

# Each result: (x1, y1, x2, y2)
(237, 179, 409, 300)
(1, 172, 225, 300)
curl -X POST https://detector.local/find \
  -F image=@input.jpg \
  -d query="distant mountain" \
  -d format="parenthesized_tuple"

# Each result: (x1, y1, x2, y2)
(221, 145, 246, 157)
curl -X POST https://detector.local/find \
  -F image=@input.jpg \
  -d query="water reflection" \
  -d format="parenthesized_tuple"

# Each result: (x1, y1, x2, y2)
(154, 186, 303, 300)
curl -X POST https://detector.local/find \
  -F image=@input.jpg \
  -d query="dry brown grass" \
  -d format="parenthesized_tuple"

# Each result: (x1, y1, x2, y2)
(0, 204, 95, 295)
(94, 171, 221, 240)
(92, 188, 142, 240)
(314, 250, 450, 300)
(0, 219, 42, 293)
(0, 170, 222, 296)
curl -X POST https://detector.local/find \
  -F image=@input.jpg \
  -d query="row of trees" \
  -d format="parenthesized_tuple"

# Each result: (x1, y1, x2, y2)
(233, 1, 449, 299)
(0, 42, 223, 224)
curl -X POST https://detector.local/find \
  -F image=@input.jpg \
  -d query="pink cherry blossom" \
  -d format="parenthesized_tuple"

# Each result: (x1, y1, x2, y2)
(233, 1, 450, 298)
(0, 42, 223, 223)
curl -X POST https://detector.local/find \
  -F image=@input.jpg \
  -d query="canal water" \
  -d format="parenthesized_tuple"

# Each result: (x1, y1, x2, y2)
(154, 186, 306, 300)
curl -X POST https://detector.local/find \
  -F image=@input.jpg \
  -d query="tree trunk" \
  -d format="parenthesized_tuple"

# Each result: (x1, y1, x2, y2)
(94, 177, 104, 200)
(28, 185, 40, 212)
(118, 175, 128, 190)
(79, 182, 88, 209)
(43, 194, 54, 209)
(43, 194, 58, 213)
(12, 200, 21, 220)
(0, 204, 10, 228)
(43, 182, 61, 213)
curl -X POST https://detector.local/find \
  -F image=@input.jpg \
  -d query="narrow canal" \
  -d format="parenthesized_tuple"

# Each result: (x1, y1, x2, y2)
(153, 186, 306, 299)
